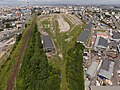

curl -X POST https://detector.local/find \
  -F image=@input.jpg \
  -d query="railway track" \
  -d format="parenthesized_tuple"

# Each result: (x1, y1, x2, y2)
(6, 16, 36, 90)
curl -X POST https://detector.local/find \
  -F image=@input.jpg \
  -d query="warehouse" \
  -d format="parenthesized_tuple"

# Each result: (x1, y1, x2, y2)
(86, 61, 99, 78)
(98, 59, 115, 80)
(77, 30, 90, 44)
(93, 36, 108, 51)
(42, 35, 54, 52)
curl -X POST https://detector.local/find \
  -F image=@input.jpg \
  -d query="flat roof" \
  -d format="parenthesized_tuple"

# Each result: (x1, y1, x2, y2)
(112, 31, 120, 39)
(86, 61, 98, 78)
(99, 69, 112, 80)
(43, 35, 54, 49)
(101, 59, 110, 71)
(98, 59, 115, 79)
(94, 37, 108, 48)
(77, 30, 90, 43)
(98, 37, 108, 47)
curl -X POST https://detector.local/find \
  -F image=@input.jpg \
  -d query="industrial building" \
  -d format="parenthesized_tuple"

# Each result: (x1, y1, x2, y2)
(86, 61, 99, 79)
(42, 35, 54, 52)
(98, 59, 115, 80)
(93, 36, 108, 51)
(77, 30, 90, 44)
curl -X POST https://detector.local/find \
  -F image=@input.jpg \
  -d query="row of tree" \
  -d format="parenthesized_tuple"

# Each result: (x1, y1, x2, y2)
(16, 23, 61, 90)
(66, 43, 85, 90)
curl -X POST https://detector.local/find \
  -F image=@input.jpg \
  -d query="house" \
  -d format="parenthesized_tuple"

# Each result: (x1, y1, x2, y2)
(93, 36, 108, 51)
(98, 59, 114, 80)
(77, 30, 90, 45)
(42, 35, 54, 52)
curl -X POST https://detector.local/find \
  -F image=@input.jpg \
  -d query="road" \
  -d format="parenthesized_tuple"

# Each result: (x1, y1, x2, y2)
(6, 16, 36, 90)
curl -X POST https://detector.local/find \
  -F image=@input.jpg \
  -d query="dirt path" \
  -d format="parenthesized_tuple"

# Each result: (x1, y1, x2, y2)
(6, 16, 36, 90)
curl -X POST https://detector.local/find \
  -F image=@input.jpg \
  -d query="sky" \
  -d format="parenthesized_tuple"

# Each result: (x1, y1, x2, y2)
(0, 0, 120, 5)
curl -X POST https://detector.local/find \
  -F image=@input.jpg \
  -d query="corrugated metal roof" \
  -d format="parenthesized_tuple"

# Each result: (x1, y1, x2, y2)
(86, 61, 98, 78)
(98, 59, 115, 79)
(98, 37, 108, 47)
(94, 37, 108, 49)
(99, 69, 112, 80)
(43, 35, 54, 49)
(77, 30, 90, 43)
(101, 59, 110, 71)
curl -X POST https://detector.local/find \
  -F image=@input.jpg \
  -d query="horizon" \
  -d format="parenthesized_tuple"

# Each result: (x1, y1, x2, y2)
(0, 0, 120, 6)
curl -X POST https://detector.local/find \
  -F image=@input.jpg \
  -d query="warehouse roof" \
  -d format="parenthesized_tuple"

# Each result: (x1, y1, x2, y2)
(101, 58, 111, 71)
(77, 30, 90, 43)
(86, 61, 98, 78)
(43, 35, 54, 49)
(99, 69, 112, 80)
(98, 59, 115, 79)
(94, 37, 108, 49)
(98, 37, 108, 47)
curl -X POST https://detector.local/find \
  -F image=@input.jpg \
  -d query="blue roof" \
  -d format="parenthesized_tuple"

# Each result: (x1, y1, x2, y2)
(21, 10, 29, 13)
